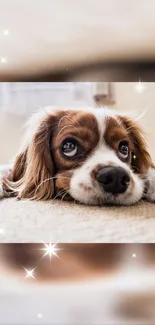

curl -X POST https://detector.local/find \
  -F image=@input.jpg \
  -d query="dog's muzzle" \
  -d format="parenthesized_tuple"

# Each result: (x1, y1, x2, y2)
(95, 166, 130, 195)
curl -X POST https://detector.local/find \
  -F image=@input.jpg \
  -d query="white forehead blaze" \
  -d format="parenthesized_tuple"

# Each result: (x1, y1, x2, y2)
(69, 110, 131, 201)
(71, 141, 129, 184)
(72, 109, 128, 175)
(91, 108, 118, 141)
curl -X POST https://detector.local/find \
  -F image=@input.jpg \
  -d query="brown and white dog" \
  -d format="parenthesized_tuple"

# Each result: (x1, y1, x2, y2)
(1, 107, 155, 205)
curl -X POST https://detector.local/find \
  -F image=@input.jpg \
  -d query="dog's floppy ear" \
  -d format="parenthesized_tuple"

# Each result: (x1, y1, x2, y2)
(120, 116, 155, 202)
(119, 116, 154, 174)
(2, 113, 57, 200)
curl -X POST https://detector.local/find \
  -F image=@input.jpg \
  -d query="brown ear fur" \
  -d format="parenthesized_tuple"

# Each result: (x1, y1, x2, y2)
(119, 116, 154, 174)
(2, 116, 56, 200)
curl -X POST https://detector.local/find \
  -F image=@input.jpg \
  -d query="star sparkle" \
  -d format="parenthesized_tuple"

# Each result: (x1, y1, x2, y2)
(22, 242, 62, 279)
(3, 29, 9, 36)
(0, 57, 7, 64)
(134, 80, 145, 93)
(39, 241, 61, 260)
(0, 228, 4, 234)
(37, 313, 42, 318)
(23, 266, 36, 280)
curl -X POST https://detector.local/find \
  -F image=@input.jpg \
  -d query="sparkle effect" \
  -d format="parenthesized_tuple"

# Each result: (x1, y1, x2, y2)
(134, 80, 145, 93)
(23, 267, 36, 280)
(0, 228, 4, 234)
(132, 253, 136, 258)
(22, 242, 62, 280)
(40, 242, 61, 260)
(3, 29, 9, 36)
(0, 57, 7, 64)
(37, 314, 42, 318)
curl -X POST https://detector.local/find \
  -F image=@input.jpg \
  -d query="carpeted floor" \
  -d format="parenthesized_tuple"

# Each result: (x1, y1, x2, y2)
(0, 198, 155, 243)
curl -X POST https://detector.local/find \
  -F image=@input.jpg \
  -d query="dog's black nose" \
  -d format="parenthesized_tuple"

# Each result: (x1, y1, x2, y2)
(96, 166, 130, 195)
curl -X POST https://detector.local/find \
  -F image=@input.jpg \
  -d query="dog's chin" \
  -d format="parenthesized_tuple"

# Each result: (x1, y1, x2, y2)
(68, 180, 144, 206)
(68, 192, 142, 206)
(68, 194, 139, 206)
(99, 193, 140, 206)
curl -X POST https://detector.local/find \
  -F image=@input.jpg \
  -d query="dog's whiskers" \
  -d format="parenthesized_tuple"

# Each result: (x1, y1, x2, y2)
(60, 191, 69, 202)
(51, 188, 70, 203)
(51, 189, 66, 202)
(34, 176, 71, 197)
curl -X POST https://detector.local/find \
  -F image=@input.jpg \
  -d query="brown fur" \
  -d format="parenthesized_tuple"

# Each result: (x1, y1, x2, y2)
(119, 116, 153, 173)
(3, 114, 57, 200)
(104, 117, 133, 151)
(2, 109, 154, 201)
(2, 110, 99, 200)
(105, 116, 153, 174)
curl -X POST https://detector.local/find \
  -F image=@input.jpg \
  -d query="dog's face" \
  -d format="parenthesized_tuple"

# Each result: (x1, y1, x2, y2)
(3, 107, 154, 205)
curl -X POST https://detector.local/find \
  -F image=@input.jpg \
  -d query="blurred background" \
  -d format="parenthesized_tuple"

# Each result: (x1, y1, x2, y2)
(1, 0, 155, 81)
(1, 243, 155, 324)
(0, 81, 155, 164)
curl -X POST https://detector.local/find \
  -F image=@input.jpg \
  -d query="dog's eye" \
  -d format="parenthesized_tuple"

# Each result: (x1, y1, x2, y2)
(62, 140, 78, 157)
(118, 141, 129, 160)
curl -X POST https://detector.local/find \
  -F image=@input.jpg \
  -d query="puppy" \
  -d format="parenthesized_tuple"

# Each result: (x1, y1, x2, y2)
(1, 107, 155, 205)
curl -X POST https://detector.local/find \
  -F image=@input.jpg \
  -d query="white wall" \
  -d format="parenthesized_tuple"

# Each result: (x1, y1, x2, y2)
(0, 83, 95, 163)
(0, 82, 155, 163)
(0, 112, 26, 163)
(113, 82, 155, 161)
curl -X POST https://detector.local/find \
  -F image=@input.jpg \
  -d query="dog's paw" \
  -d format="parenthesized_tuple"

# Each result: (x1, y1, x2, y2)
(143, 167, 155, 202)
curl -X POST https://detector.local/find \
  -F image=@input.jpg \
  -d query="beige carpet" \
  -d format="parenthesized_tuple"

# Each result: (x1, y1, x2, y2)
(0, 198, 155, 243)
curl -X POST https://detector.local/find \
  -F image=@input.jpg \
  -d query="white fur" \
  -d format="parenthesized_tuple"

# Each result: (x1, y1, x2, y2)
(69, 111, 144, 206)
(19, 106, 58, 153)
(1, 107, 154, 205)
(70, 143, 144, 206)
(143, 167, 155, 202)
